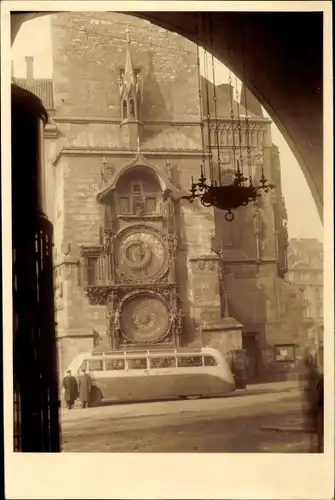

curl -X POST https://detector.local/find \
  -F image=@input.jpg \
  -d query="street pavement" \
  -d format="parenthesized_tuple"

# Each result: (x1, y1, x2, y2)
(60, 381, 318, 453)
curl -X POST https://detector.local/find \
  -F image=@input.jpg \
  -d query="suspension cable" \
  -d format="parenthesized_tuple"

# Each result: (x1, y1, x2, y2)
(228, 70, 237, 177)
(209, 13, 222, 186)
(235, 75, 245, 185)
(194, 12, 206, 180)
(241, 25, 253, 185)
(202, 14, 214, 184)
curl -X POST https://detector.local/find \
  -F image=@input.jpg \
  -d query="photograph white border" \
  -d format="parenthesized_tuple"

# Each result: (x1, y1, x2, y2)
(2, 2, 334, 499)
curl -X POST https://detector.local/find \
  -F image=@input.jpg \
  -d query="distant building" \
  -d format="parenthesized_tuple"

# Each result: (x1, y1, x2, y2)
(14, 12, 294, 383)
(286, 238, 323, 366)
(286, 238, 323, 324)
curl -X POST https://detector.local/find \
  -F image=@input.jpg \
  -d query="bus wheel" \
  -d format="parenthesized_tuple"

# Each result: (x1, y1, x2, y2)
(89, 387, 102, 407)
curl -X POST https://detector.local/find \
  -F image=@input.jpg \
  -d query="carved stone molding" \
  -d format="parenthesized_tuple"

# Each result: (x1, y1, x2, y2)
(84, 286, 113, 305)
(190, 256, 219, 271)
(80, 244, 103, 257)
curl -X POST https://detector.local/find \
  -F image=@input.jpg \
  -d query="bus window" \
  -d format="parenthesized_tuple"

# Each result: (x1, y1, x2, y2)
(150, 357, 176, 369)
(204, 356, 217, 367)
(105, 359, 125, 371)
(88, 359, 103, 371)
(127, 358, 147, 370)
(177, 356, 202, 368)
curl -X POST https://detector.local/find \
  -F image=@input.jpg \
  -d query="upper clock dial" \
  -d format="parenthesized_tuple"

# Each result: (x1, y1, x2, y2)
(116, 227, 168, 282)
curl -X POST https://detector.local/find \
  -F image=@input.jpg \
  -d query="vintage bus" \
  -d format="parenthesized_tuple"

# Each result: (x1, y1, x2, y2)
(65, 347, 236, 406)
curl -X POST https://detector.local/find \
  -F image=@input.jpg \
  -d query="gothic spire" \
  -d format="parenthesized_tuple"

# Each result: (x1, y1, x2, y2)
(119, 27, 143, 147)
(122, 27, 135, 96)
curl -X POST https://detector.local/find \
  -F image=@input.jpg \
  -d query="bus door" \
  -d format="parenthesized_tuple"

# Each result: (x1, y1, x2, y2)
(176, 355, 204, 396)
(86, 358, 105, 391)
(103, 357, 128, 401)
(124, 356, 150, 401)
(147, 355, 178, 399)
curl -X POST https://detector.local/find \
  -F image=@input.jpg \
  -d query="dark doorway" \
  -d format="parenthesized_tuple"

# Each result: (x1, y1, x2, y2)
(242, 333, 259, 381)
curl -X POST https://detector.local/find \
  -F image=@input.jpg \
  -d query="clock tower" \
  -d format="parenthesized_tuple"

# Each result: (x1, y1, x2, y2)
(82, 149, 183, 351)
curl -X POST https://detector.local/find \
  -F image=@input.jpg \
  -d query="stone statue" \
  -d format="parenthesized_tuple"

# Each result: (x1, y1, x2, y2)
(177, 309, 183, 336)
(253, 206, 263, 235)
(114, 309, 121, 338)
(253, 203, 268, 252)
(169, 309, 177, 329)
(168, 233, 178, 255)
(135, 202, 145, 216)
(166, 160, 173, 182)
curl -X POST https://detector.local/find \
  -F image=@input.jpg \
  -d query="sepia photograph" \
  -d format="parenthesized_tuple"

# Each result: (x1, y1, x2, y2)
(2, 2, 333, 499)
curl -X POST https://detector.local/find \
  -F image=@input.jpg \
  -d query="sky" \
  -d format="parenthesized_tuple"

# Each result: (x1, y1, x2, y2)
(11, 15, 323, 242)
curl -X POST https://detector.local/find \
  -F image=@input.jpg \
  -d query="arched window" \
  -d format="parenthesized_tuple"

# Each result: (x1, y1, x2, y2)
(115, 168, 162, 216)
(129, 99, 135, 118)
(123, 100, 127, 119)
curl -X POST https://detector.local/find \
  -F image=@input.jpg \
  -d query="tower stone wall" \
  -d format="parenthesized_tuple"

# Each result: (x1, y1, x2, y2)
(41, 12, 293, 381)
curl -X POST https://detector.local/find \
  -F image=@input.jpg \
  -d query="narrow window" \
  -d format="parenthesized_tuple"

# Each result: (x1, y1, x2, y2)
(123, 100, 127, 119)
(204, 356, 217, 367)
(274, 345, 295, 362)
(177, 356, 203, 368)
(129, 99, 135, 117)
(137, 98, 140, 119)
(105, 359, 125, 371)
(86, 256, 97, 286)
(127, 358, 147, 370)
(150, 357, 176, 369)
(146, 197, 157, 213)
(119, 197, 129, 213)
(88, 360, 104, 371)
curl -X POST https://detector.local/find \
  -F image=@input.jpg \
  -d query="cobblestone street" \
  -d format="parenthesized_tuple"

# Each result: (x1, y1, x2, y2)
(60, 383, 317, 453)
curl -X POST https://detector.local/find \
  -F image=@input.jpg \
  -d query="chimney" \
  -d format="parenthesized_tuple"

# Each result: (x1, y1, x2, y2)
(25, 56, 34, 85)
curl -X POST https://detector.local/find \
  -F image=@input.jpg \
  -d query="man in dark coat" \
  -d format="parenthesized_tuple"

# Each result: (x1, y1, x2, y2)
(78, 369, 92, 408)
(62, 370, 78, 409)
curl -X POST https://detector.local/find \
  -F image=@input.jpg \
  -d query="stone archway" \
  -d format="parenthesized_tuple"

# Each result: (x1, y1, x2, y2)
(11, 10, 324, 218)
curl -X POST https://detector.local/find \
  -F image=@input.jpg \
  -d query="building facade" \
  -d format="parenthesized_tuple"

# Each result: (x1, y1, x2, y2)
(15, 12, 296, 381)
(286, 238, 324, 366)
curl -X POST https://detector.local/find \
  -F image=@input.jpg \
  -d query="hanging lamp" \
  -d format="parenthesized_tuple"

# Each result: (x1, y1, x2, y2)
(183, 13, 275, 221)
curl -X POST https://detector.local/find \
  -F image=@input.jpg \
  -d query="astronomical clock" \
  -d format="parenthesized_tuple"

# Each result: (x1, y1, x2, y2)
(82, 160, 183, 350)
(119, 290, 171, 344)
(114, 226, 169, 283)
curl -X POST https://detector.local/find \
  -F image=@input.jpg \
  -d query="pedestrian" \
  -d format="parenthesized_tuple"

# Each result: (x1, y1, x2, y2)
(78, 368, 92, 408)
(62, 369, 78, 410)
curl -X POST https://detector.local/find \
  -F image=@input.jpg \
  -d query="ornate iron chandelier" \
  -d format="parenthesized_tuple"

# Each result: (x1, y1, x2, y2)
(183, 13, 274, 221)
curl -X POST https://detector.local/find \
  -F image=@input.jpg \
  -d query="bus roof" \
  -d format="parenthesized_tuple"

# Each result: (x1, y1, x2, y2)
(74, 346, 223, 360)
(65, 346, 226, 372)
